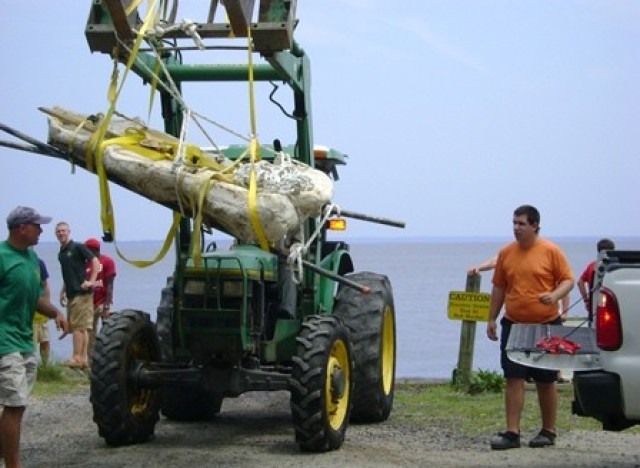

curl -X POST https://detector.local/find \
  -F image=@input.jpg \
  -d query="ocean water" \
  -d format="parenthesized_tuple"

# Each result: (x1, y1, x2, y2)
(34, 236, 640, 379)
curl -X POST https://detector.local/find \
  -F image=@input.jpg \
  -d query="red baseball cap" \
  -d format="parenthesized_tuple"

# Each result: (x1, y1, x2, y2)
(84, 238, 101, 250)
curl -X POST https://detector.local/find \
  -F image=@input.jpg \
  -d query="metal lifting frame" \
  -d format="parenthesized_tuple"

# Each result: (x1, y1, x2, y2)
(84, 0, 312, 167)
(86, 0, 297, 54)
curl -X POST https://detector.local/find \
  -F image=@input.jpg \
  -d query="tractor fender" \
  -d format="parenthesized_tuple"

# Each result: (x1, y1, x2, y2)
(317, 249, 354, 314)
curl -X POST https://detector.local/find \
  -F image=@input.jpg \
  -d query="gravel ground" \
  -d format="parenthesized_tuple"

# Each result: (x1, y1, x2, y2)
(18, 383, 640, 468)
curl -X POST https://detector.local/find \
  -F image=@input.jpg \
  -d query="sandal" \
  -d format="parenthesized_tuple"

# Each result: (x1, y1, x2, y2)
(529, 428, 556, 448)
(490, 431, 520, 450)
(65, 360, 85, 368)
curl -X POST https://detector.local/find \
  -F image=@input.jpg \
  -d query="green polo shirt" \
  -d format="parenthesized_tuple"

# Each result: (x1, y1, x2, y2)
(0, 241, 42, 354)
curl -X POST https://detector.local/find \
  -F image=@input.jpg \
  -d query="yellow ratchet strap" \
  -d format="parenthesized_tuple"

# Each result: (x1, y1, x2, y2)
(87, 0, 160, 242)
(114, 211, 180, 268)
(246, 26, 269, 251)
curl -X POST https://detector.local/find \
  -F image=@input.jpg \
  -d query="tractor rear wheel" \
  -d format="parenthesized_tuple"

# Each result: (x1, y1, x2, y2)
(334, 272, 396, 423)
(290, 315, 353, 452)
(90, 310, 161, 446)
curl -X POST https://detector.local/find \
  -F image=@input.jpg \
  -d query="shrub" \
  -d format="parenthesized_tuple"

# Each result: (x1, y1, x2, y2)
(467, 369, 504, 395)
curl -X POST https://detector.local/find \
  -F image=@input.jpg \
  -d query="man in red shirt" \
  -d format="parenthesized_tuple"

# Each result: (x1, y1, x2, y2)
(577, 238, 615, 319)
(84, 238, 116, 366)
(486, 205, 574, 450)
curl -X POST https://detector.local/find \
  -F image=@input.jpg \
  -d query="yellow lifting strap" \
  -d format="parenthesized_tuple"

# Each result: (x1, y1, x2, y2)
(115, 211, 181, 268)
(96, 126, 234, 268)
(87, 0, 160, 238)
(246, 26, 270, 251)
(84, 0, 172, 267)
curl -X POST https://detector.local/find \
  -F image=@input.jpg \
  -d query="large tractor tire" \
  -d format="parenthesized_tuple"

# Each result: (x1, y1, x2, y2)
(161, 389, 223, 421)
(290, 315, 353, 452)
(334, 272, 396, 423)
(90, 310, 161, 446)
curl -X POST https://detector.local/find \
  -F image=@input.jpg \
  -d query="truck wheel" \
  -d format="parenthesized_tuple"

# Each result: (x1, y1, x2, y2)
(161, 389, 223, 421)
(290, 316, 353, 452)
(90, 310, 161, 446)
(334, 272, 396, 423)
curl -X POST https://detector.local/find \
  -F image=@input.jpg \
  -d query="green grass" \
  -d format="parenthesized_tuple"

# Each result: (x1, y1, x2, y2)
(32, 362, 89, 398)
(393, 381, 640, 436)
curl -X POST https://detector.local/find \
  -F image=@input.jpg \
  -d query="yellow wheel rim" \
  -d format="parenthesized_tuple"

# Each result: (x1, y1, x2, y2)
(129, 337, 154, 417)
(381, 305, 395, 395)
(325, 339, 350, 430)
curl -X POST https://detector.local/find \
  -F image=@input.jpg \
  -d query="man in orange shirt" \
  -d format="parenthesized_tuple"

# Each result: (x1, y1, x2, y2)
(486, 205, 574, 450)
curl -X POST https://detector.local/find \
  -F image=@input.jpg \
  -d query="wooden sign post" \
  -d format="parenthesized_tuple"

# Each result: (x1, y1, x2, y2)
(449, 275, 490, 389)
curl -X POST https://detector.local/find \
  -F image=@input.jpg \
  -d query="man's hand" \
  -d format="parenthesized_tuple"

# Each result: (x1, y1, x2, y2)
(538, 292, 556, 305)
(54, 311, 70, 339)
(486, 320, 498, 341)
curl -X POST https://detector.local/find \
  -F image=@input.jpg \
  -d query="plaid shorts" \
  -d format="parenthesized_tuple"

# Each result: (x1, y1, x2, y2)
(0, 352, 37, 407)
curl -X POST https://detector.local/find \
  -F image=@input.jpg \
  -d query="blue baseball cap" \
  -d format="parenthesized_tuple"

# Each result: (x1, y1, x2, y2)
(6, 206, 52, 228)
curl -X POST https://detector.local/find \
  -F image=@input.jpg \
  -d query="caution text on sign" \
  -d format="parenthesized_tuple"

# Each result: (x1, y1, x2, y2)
(447, 291, 491, 322)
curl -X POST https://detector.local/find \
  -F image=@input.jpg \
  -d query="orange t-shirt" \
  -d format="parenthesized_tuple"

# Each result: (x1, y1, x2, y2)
(492, 238, 574, 323)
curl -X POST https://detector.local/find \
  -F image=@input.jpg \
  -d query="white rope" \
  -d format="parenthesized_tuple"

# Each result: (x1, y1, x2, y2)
(114, 34, 288, 162)
(287, 240, 305, 284)
(143, 18, 205, 50)
(115, 36, 187, 110)
(286, 203, 339, 284)
(171, 107, 191, 173)
(233, 151, 314, 195)
(115, 35, 258, 151)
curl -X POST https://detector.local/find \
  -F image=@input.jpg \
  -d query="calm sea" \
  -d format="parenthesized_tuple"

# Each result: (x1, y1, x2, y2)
(35, 237, 640, 379)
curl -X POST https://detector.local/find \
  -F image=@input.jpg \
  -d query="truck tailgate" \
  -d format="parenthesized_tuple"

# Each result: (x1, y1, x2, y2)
(506, 324, 602, 371)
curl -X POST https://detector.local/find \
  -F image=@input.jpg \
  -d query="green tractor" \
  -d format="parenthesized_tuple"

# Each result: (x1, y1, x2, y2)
(83, 0, 402, 452)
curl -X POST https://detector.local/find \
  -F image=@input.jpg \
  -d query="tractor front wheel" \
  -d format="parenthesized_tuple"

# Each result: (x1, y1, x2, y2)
(90, 310, 161, 446)
(290, 315, 353, 452)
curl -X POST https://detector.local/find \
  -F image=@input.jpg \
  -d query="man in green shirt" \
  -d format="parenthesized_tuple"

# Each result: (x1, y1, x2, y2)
(0, 206, 68, 468)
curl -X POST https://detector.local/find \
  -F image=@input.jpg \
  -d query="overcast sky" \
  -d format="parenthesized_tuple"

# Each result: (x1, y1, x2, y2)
(1, 1, 639, 243)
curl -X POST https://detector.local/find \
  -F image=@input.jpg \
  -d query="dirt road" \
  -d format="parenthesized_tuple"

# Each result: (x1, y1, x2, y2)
(20, 388, 640, 467)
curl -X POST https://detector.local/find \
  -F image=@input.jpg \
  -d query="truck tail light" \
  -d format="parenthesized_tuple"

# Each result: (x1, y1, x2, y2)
(595, 287, 623, 351)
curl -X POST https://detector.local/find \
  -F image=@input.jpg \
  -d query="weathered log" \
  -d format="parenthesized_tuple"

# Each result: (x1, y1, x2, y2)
(43, 107, 333, 244)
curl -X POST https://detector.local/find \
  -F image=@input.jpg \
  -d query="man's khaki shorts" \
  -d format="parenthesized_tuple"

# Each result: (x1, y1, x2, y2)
(68, 294, 94, 332)
(0, 352, 37, 407)
(34, 322, 50, 343)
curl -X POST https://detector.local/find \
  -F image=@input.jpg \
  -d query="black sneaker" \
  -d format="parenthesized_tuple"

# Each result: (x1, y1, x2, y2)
(490, 431, 521, 450)
(529, 429, 556, 448)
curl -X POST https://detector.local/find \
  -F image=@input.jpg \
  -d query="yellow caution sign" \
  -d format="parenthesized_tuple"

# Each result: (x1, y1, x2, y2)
(447, 291, 491, 322)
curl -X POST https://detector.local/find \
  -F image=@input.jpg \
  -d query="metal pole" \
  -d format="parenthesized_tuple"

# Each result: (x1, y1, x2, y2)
(329, 207, 406, 229)
(301, 259, 370, 294)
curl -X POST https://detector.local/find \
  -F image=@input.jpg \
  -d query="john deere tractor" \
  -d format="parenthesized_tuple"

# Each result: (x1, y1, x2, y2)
(84, 0, 401, 452)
